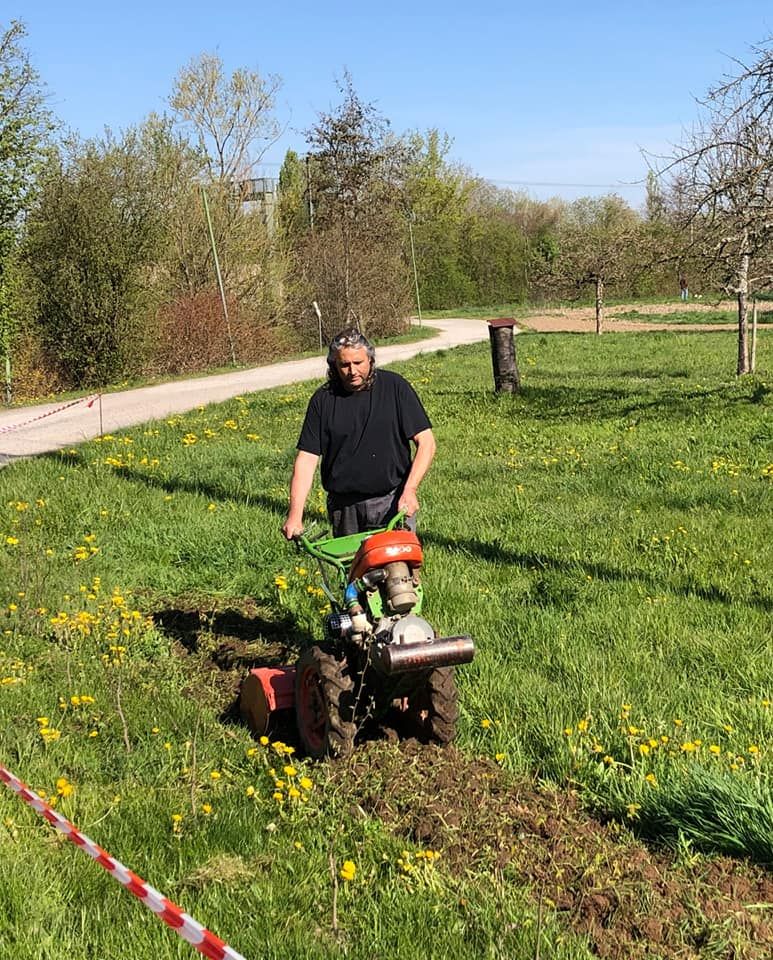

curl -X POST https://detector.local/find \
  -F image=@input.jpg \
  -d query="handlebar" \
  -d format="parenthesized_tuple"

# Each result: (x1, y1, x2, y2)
(291, 510, 409, 566)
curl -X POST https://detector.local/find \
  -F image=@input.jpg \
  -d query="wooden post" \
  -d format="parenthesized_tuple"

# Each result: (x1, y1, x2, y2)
(487, 318, 520, 393)
(751, 298, 758, 374)
(595, 277, 604, 335)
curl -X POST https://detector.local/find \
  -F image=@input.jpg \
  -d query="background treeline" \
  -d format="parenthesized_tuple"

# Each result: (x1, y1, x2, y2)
(1, 21, 771, 397)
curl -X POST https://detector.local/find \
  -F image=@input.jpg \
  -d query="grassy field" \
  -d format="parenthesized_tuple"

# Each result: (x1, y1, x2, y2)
(610, 306, 773, 325)
(421, 294, 693, 320)
(0, 330, 771, 959)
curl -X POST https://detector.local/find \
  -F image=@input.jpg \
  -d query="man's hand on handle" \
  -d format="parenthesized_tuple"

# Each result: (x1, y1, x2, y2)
(281, 515, 304, 540)
(397, 486, 419, 517)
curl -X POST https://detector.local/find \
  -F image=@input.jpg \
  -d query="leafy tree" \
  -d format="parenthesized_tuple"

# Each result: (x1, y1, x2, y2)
(24, 127, 170, 387)
(277, 148, 309, 240)
(461, 181, 533, 305)
(0, 19, 51, 400)
(401, 130, 474, 309)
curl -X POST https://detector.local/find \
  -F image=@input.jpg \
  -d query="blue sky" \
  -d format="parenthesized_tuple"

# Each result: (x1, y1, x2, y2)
(16, 1, 773, 207)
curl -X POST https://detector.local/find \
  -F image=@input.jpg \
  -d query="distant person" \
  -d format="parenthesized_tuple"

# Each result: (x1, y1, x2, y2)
(282, 328, 436, 538)
(679, 276, 689, 302)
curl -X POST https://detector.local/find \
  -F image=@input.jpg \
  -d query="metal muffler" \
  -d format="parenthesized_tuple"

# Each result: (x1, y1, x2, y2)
(376, 636, 475, 675)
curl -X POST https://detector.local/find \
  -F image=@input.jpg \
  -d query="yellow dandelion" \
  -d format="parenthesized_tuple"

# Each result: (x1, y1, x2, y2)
(339, 860, 356, 882)
(56, 778, 74, 798)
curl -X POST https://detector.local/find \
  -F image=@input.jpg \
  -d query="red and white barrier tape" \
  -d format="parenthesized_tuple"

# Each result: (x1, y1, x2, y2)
(0, 763, 246, 960)
(0, 394, 100, 436)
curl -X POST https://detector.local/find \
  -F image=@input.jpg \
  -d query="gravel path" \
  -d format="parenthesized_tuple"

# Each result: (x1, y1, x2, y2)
(0, 304, 742, 465)
(0, 317, 487, 464)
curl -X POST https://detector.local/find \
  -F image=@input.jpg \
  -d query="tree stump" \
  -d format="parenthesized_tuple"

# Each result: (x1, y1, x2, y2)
(488, 319, 520, 393)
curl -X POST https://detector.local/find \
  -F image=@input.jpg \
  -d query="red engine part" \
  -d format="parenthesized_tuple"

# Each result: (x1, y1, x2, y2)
(349, 530, 423, 581)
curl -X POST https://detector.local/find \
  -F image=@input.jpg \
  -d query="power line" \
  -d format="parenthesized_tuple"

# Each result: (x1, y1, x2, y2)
(256, 158, 644, 191)
(485, 177, 644, 190)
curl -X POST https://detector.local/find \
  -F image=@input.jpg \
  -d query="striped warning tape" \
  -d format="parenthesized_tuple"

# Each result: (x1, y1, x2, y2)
(0, 394, 100, 436)
(0, 763, 246, 960)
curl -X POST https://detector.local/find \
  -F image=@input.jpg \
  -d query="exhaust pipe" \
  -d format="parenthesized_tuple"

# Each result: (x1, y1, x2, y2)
(377, 636, 475, 675)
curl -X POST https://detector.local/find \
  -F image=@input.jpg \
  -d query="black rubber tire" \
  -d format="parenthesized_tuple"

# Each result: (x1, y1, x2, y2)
(409, 667, 459, 745)
(295, 645, 357, 759)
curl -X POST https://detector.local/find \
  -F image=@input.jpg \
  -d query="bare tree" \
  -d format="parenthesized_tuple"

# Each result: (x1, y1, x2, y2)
(660, 39, 773, 374)
(169, 52, 281, 183)
(548, 195, 643, 334)
(168, 55, 284, 345)
(291, 73, 412, 336)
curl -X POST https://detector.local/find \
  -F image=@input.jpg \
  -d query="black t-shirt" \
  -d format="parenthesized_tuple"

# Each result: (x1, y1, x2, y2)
(297, 369, 432, 497)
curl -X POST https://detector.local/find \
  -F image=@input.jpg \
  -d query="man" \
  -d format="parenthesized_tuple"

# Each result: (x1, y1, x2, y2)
(281, 328, 436, 538)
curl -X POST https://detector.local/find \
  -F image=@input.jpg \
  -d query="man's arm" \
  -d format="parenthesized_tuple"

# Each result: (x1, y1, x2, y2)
(282, 450, 320, 539)
(397, 428, 436, 517)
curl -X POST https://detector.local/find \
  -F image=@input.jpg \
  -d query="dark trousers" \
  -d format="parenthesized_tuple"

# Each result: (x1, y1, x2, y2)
(327, 489, 416, 537)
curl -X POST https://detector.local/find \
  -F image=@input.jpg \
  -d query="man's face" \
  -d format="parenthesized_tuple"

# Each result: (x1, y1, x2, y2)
(334, 346, 370, 391)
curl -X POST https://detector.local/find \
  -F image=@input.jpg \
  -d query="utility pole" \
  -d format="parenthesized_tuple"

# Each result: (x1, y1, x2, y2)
(201, 185, 237, 366)
(305, 155, 315, 231)
(407, 212, 422, 328)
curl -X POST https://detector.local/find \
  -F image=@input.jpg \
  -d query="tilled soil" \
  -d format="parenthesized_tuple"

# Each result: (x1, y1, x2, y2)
(177, 629, 771, 960)
(520, 299, 739, 334)
(329, 741, 772, 960)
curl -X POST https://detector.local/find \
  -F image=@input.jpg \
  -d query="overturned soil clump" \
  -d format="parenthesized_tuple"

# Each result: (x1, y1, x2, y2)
(330, 741, 772, 960)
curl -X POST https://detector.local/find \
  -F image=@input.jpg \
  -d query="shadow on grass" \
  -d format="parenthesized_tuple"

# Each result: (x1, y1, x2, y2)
(426, 379, 762, 424)
(423, 531, 773, 614)
(48, 453, 771, 614)
(47, 450, 288, 516)
(153, 606, 312, 661)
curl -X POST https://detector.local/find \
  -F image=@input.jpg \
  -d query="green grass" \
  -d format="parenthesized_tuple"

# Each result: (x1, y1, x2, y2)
(0, 330, 771, 958)
(421, 303, 533, 320)
(610, 307, 773, 325)
(420, 294, 706, 321)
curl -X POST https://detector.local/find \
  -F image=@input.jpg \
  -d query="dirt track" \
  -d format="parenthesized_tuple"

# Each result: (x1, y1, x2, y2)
(520, 299, 738, 333)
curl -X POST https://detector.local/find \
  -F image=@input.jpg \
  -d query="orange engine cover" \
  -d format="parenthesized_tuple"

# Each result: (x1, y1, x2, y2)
(349, 530, 423, 581)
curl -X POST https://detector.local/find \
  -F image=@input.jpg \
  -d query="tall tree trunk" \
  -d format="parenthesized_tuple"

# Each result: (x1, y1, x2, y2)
(736, 245, 750, 375)
(595, 277, 604, 335)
